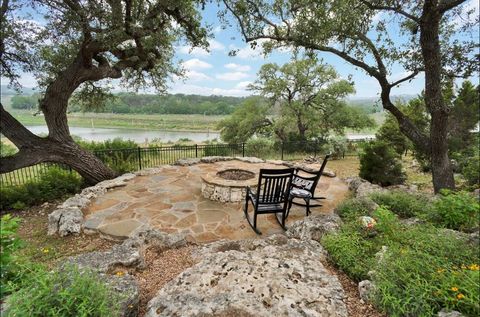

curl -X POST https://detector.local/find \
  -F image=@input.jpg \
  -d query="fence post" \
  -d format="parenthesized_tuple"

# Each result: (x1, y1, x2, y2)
(137, 147, 142, 170)
(281, 142, 284, 160)
(242, 143, 245, 157)
(195, 144, 198, 158)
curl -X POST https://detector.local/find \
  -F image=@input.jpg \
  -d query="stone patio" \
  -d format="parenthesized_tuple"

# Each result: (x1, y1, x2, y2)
(83, 160, 349, 243)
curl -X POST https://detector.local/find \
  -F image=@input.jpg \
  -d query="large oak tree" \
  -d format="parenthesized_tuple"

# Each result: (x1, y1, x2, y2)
(0, 0, 208, 184)
(223, 0, 479, 193)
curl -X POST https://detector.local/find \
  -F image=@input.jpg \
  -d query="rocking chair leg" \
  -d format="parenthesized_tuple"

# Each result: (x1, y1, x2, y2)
(305, 198, 311, 216)
(286, 197, 293, 218)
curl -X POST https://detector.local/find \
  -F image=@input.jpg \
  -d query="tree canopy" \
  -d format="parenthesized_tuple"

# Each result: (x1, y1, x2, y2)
(0, 0, 210, 183)
(222, 0, 479, 192)
(219, 57, 374, 143)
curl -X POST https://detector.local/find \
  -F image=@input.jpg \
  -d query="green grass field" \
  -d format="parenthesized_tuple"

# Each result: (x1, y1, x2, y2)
(8, 109, 226, 132)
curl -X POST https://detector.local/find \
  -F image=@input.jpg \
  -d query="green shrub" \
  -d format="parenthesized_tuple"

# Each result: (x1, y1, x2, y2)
(373, 227, 479, 317)
(324, 200, 480, 317)
(427, 190, 480, 231)
(0, 167, 83, 211)
(326, 137, 348, 159)
(370, 190, 430, 218)
(359, 141, 406, 186)
(5, 265, 122, 317)
(203, 144, 236, 156)
(0, 214, 23, 298)
(335, 198, 375, 221)
(78, 138, 137, 151)
(461, 151, 480, 187)
(245, 137, 275, 158)
(323, 223, 377, 281)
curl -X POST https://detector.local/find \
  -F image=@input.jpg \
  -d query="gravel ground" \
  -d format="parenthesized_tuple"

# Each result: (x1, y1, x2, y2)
(132, 245, 199, 316)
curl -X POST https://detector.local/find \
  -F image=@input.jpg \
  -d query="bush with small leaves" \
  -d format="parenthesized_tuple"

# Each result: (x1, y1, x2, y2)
(0, 167, 83, 211)
(370, 190, 431, 218)
(0, 214, 23, 298)
(359, 141, 406, 186)
(428, 190, 480, 231)
(5, 265, 122, 317)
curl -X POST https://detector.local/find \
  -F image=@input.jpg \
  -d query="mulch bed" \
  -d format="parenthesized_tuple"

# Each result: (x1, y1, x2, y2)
(132, 246, 199, 316)
(322, 260, 386, 317)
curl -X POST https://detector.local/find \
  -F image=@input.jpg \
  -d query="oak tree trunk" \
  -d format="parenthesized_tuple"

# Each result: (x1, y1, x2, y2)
(0, 51, 117, 185)
(420, 4, 455, 193)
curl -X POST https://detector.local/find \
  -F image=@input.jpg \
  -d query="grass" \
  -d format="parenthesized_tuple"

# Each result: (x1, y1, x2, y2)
(9, 109, 226, 132)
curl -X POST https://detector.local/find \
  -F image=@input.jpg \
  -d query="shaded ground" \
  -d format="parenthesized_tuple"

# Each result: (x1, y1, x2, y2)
(13, 202, 115, 268)
(84, 160, 349, 242)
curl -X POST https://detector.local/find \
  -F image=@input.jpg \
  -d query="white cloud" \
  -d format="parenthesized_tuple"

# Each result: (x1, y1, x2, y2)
(208, 39, 225, 51)
(215, 72, 250, 81)
(213, 25, 222, 34)
(179, 39, 225, 57)
(225, 63, 251, 72)
(235, 81, 252, 89)
(184, 70, 212, 81)
(182, 58, 212, 70)
(169, 83, 252, 97)
(235, 44, 263, 59)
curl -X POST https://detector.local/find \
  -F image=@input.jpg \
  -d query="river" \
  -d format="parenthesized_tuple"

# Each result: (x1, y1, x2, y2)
(25, 125, 375, 143)
(26, 126, 221, 143)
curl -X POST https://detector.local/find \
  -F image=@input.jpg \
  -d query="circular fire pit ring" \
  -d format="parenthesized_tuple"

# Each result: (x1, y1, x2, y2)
(217, 169, 255, 181)
(201, 168, 258, 203)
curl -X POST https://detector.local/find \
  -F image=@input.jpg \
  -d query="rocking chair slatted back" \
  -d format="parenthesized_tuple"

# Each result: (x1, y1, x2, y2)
(257, 168, 294, 204)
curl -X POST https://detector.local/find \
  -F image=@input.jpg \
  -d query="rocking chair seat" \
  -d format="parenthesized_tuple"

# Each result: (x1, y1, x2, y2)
(289, 187, 312, 199)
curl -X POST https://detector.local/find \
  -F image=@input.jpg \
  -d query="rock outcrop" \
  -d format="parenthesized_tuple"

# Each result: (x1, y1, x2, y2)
(146, 234, 348, 317)
(48, 173, 137, 236)
(287, 213, 343, 243)
(62, 226, 188, 317)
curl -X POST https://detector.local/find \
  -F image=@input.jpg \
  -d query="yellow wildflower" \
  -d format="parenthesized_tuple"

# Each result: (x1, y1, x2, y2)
(115, 271, 125, 276)
(457, 293, 465, 300)
(469, 264, 479, 271)
(42, 248, 49, 253)
(451, 287, 458, 292)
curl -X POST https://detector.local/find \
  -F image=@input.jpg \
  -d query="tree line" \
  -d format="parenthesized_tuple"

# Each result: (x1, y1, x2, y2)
(11, 93, 246, 115)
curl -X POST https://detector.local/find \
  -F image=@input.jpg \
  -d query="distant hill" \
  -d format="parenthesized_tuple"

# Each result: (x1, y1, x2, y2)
(0, 85, 38, 96)
(348, 94, 418, 113)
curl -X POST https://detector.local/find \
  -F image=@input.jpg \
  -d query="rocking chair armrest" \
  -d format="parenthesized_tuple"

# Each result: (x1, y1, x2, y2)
(292, 173, 317, 182)
(246, 186, 256, 197)
(295, 166, 315, 173)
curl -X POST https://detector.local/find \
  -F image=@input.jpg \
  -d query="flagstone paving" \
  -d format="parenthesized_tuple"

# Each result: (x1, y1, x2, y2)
(83, 161, 349, 243)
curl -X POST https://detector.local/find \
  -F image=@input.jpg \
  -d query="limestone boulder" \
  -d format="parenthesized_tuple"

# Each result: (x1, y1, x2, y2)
(103, 274, 139, 317)
(174, 158, 201, 166)
(235, 156, 265, 163)
(358, 280, 375, 302)
(322, 169, 336, 178)
(58, 194, 91, 209)
(48, 207, 83, 236)
(437, 309, 465, 317)
(135, 167, 165, 176)
(146, 235, 347, 317)
(286, 213, 342, 243)
(200, 156, 233, 163)
(97, 173, 136, 190)
(344, 177, 386, 198)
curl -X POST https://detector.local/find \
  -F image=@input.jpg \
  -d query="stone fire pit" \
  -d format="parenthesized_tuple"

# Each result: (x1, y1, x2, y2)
(201, 168, 258, 203)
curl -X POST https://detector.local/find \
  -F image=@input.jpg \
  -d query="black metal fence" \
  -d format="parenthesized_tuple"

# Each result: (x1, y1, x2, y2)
(1, 140, 366, 187)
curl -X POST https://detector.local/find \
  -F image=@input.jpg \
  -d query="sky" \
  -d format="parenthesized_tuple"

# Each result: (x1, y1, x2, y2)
(4, 0, 479, 99)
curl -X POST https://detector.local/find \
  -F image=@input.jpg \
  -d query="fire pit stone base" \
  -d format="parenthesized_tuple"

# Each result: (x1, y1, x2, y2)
(201, 168, 258, 203)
